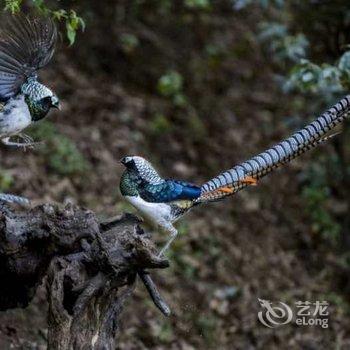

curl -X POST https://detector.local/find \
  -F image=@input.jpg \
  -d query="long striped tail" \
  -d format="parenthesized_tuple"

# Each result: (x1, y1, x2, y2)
(195, 95, 350, 203)
(0, 193, 30, 206)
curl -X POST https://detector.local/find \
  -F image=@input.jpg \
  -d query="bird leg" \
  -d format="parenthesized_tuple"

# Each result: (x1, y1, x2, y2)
(2, 134, 43, 149)
(17, 133, 44, 147)
(1, 136, 33, 149)
(158, 223, 178, 257)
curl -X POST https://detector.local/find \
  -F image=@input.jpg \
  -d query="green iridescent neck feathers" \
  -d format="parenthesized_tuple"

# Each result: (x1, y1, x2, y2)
(22, 77, 59, 121)
(120, 156, 164, 198)
(120, 171, 139, 197)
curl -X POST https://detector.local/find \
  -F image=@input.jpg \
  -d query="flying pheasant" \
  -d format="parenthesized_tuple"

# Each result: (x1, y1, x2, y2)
(120, 96, 350, 256)
(0, 14, 59, 148)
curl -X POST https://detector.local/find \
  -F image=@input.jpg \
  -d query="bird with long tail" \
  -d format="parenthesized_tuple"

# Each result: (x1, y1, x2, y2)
(0, 14, 59, 148)
(120, 96, 350, 256)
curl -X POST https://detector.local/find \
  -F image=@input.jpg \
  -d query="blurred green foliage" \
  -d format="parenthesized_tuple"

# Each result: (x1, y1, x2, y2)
(239, 1, 350, 94)
(258, 22, 308, 63)
(157, 71, 187, 107)
(54, 9, 85, 45)
(166, 222, 202, 279)
(153, 321, 174, 343)
(0, 169, 14, 191)
(235, 0, 350, 248)
(186, 113, 207, 141)
(29, 121, 89, 176)
(2, 0, 84, 45)
(157, 71, 183, 96)
(285, 53, 350, 94)
(195, 314, 219, 345)
(3, 0, 21, 12)
(120, 33, 139, 54)
(184, 0, 211, 10)
(233, 0, 284, 10)
(149, 113, 172, 136)
(321, 292, 350, 316)
(302, 185, 341, 244)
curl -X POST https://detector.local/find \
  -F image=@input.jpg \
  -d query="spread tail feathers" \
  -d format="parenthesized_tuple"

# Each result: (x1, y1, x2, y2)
(0, 14, 57, 101)
(196, 96, 350, 203)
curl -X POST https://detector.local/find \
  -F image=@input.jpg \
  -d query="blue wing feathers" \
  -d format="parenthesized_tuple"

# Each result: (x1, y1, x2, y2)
(139, 179, 201, 203)
(171, 180, 201, 200)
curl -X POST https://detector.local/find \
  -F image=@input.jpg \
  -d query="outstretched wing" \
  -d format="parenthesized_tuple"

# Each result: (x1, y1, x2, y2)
(139, 180, 201, 203)
(0, 14, 57, 101)
(195, 95, 350, 203)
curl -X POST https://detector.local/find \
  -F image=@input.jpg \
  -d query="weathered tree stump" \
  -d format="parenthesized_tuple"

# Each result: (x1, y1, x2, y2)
(0, 202, 170, 349)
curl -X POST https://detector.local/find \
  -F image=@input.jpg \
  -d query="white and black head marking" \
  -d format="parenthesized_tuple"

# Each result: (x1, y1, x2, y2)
(120, 156, 163, 184)
(40, 94, 60, 110)
(50, 95, 60, 109)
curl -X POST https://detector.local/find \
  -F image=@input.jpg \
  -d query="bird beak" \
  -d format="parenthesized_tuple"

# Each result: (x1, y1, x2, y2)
(51, 96, 61, 110)
(120, 156, 133, 166)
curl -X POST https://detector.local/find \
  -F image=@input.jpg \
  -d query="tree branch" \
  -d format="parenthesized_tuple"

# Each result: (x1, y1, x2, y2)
(0, 202, 170, 349)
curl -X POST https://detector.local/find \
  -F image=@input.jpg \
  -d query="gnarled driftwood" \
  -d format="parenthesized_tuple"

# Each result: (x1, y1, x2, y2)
(0, 202, 170, 349)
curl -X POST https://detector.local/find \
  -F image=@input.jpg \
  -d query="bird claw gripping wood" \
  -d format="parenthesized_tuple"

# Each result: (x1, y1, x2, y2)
(2, 134, 44, 150)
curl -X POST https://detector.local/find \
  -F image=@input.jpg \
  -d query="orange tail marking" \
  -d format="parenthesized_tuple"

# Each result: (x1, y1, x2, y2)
(216, 177, 257, 195)
(241, 176, 258, 186)
(204, 177, 258, 199)
(219, 187, 235, 194)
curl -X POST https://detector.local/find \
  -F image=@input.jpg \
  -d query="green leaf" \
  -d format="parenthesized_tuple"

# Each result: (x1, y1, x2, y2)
(4, 0, 22, 13)
(120, 33, 139, 53)
(157, 71, 183, 97)
(66, 21, 76, 46)
(52, 9, 67, 21)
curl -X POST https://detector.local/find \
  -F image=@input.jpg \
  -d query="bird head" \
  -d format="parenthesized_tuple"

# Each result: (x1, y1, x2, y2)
(120, 156, 153, 173)
(120, 156, 164, 184)
(22, 78, 60, 121)
(120, 156, 137, 168)
(29, 93, 60, 121)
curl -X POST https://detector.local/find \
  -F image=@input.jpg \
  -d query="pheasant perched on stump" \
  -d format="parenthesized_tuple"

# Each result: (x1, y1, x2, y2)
(0, 14, 59, 148)
(120, 96, 350, 256)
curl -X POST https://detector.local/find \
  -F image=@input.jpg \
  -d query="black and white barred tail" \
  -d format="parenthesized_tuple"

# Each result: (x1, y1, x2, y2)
(0, 193, 30, 206)
(196, 95, 350, 203)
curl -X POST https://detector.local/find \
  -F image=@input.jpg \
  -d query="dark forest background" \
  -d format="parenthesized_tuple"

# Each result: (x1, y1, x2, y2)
(0, 0, 350, 348)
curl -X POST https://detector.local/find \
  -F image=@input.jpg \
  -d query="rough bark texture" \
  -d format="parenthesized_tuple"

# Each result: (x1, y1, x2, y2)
(0, 202, 170, 349)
